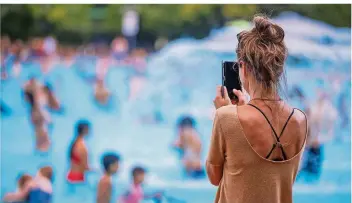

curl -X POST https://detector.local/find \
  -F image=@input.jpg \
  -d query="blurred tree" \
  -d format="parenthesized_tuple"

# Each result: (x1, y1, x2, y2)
(1, 5, 34, 40)
(258, 4, 351, 27)
(222, 4, 258, 20)
(28, 5, 93, 32)
(1, 4, 350, 45)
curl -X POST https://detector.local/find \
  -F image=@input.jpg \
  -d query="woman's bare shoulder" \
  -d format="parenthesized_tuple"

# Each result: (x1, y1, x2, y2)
(216, 105, 238, 119)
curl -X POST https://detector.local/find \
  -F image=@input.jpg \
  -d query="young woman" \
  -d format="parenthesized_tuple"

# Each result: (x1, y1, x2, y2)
(207, 15, 307, 203)
(67, 120, 91, 183)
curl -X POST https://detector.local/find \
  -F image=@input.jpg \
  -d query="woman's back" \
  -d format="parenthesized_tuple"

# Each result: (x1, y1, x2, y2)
(208, 103, 307, 203)
(238, 101, 307, 161)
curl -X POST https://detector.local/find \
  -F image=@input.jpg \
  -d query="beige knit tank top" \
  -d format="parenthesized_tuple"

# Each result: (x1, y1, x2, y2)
(207, 105, 307, 203)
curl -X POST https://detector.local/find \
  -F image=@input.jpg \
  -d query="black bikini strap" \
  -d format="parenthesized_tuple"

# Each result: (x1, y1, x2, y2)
(265, 144, 276, 159)
(279, 109, 295, 138)
(247, 103, 280, 139)
(247, 103, 295, 161)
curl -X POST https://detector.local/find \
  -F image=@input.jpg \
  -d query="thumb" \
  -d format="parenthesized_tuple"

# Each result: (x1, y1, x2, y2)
(233, 89, 246, 105)
(232, 89, 242, 97)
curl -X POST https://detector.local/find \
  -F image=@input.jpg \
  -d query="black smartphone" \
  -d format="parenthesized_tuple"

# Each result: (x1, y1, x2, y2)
(222, 61, 242, 100)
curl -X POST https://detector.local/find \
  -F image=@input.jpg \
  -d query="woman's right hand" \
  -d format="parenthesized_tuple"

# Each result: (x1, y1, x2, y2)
(213, 86, 247, 109)
(232, 89, 246, 106)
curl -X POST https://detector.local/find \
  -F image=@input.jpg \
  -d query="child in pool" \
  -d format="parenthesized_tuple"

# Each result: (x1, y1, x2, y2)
(96, 152, 121, 203)
(3, 166, 53, 203)
(2, 173, 33, 202)
(120, 166, 162, 203)
(173, 116, 205, 178)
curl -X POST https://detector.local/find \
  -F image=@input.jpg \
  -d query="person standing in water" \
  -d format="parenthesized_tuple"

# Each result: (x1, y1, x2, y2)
(301, 89, 337, 180)
(173, 116, 204, 178)
(96, 152, 121, 203)
(67, 120, 92, 183)
(24, 78, 51, 152)
(120, 166, 162, 203)
(94, 78, 111, 106)
(3, 166, 53, 203)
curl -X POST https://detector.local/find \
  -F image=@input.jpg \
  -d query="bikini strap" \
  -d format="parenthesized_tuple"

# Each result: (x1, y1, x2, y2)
(247, 103, 295, 161)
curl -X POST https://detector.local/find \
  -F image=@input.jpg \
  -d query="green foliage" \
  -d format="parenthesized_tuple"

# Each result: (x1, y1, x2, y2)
(1, 4, 350, 44)
(1, 5, 34, 40)
(222, 4, 258, 20)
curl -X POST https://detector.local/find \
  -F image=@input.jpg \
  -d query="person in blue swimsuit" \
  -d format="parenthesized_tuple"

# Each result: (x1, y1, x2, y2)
(3, 166, 53, 203)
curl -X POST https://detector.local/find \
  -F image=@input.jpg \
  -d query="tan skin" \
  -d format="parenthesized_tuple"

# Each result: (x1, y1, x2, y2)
(69, 129, 90, 174)
(208, 61, 307, 186)
(43, 86, 60, 110)
(24, 80, 50, 151)
(95, 79, 110, 105)
(131, 173, 162, 200)
(97, 162, 119, 203)
(178, 128, 202, 172)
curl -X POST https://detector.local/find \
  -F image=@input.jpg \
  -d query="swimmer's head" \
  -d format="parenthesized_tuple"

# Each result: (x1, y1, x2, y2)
(39, 166, 53, 183)
(102, 152, 121, 175)
(178, 116, 196, 129)
(17, 173, 32, 190)
(76, 120, 90, 136)
(132, 166, 146, 184)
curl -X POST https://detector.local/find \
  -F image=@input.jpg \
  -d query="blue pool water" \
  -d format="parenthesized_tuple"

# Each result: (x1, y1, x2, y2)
(1, 13, 351, 203)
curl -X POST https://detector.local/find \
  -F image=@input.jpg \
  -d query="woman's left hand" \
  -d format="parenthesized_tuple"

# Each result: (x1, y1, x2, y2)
(213, 86, 231, 109)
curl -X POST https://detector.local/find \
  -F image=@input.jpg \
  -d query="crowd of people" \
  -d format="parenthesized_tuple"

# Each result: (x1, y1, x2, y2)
(0, 35, 170, 203)
(0, 18, 350, 202)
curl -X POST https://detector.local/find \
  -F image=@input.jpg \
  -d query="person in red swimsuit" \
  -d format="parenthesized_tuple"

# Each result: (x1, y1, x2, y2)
(67, 120, 91, 183)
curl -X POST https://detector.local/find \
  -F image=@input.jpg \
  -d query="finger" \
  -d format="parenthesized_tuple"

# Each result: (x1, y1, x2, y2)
(233, 89, 246, 105)
(232, 89, 243, 98)
(216, 85, 222, 98)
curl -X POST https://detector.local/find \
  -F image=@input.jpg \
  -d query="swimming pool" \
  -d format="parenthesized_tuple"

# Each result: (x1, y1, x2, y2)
(1, 13, 351, 203)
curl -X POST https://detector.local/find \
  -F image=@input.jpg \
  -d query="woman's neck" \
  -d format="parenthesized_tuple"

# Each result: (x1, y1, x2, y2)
(248, 81, 279, 100)
(77, 135, 84, 141)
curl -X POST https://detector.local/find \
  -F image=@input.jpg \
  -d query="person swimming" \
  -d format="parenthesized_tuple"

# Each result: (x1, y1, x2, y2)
(173, 116, 204, 178)
(3, 166, 53, 203)
(67, 120, 91, 183)
(120, 166, 162, 203)
(96, 152, 121, 203)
